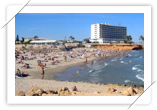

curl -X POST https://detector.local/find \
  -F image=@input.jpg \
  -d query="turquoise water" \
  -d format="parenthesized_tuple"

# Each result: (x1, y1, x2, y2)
(53, 50, 144, 85)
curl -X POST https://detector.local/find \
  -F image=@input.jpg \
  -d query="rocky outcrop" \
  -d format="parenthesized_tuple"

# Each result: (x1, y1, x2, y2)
(93, 44, 144, 50)
(45, 90, 58, 94)
(123, 87, 137, 96)
(58, 87, 71, 96)
(27, 87, 44, 96)
(105, 88, 117, 94)
(16, 90, 25, 96)
(132, 45, 144, 50)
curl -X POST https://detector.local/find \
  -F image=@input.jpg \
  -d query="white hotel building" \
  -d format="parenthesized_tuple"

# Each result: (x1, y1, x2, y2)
(90, 23, 127, 43)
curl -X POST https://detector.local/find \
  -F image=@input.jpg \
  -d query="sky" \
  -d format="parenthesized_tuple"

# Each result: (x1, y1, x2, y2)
(15, 13, 144, 42)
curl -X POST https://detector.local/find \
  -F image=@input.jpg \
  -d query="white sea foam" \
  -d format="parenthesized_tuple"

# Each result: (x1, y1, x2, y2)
(139, 56, 143, 58)
(120, 58, 123, 60)
(128, 54, 132, 56)
(104, 63, 109, 66)
(90, 72, 99, 77)
(121, 61, 128, 64)
(135, 64, 142, 67)
(129, 60, 132, 62)
(136, 74, 144, 82)
(89, 70, 93, 73)
(132, 66, 138, 70)
(137, 69, 143, 72)
(124, 80, 131, 83)
(111, 59, 118, 62)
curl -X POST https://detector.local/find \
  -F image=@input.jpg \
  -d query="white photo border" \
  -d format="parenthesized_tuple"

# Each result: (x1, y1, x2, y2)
(7, 6, 151, 104)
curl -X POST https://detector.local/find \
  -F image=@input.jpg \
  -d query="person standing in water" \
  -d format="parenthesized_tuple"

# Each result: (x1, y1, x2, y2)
(41, 67, 45, 79)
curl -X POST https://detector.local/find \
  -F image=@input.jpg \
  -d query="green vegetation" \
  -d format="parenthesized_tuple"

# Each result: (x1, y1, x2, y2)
(124, 35, 133, 44)
(34, 36, 38, 39)
(93, 41, 99, 43)
(21, 37, 25, 44)
(139, 35, 144, 42)
(74, 40, 82, 43)
(78, 44, 85, 47)
(24, 39, 32, 44)
(69, 36, 75, 41)
(125, 35, 132, 41)
(83, 38, 91, 43)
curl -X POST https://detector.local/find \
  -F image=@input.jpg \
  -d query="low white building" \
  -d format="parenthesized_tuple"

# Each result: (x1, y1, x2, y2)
(30, 38, 57, 45)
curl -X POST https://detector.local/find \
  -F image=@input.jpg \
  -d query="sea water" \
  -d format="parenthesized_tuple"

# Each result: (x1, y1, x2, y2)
(53, 50, 144, 85)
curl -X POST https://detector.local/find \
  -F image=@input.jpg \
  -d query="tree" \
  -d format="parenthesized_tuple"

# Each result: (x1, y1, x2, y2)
(84, 38, 91, 43)
(117, 40, 120, 43)
(69, 36, 75, 41)
(34, 36, 38, 39)
(16, 35, 19, 41)
(139, 35, 144, 42)
(125, 35, 132, 41)
(21, 37, 24, 43)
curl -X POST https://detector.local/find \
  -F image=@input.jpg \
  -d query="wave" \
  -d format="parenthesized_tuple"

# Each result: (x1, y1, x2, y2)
(137, 69, 144, 72)
(104, 63, 109, 66)
(135, 64, 142, 67)
(132, 66, 138, 70)
(136, 74, 144, 82)
(120, 58, 123, 60)
(129, 60, 132, 62)
(121, 61, 128, 64)
(124, 80, 131, 83)
(139, 56, 143, 58)
(128, 54, 132, 56)
(111, 59, 118, 62)
(89, 70, 93, 73)
(89, 71, 100, 77)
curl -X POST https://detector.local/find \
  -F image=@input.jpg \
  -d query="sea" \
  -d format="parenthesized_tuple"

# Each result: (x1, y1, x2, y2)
(52, 50, 144, 85)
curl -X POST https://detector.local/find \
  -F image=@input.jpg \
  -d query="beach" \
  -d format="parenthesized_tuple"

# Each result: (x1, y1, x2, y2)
(15, 47, 144, 96)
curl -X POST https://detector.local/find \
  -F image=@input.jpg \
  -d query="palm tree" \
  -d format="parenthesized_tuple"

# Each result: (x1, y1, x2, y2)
(125, 35, 132, 41)
(69, 36, 75, 41)
(34, 36, 38, 39)
(139, 35, 144, 42)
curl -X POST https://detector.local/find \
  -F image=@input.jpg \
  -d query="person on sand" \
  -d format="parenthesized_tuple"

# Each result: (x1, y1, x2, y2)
(91, 61, 93, 65)
(16, 69, 21, 76)
(41, 67, 45, 79)
(64, 56, 67, 62)
(15, 69, 29, 77)
(84, 57, 88, 64)
(72, 86, 78, 91)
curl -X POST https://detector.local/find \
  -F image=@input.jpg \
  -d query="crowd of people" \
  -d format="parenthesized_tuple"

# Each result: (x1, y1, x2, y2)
(15, 48, 125, 79)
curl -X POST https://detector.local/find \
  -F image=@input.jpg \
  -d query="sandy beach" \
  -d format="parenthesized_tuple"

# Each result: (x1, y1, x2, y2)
(15, 47, 144, 96)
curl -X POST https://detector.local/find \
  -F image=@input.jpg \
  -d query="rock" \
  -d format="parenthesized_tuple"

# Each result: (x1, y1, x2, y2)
(105, 88, 117, 94)
(71, 91, 76, 95)
(45, 90, 58, 94)
(16, 91, 25, 96)
(123, 87, 137, 96)
(58, 87, 71, 96)
(133, 88, 138, 93)
(99, 91, 104, 94)
(94, 91, 100, 94)
(27, 87, 44, 96)
(115, 91, 121, 94)
(42, 93, 48, 96)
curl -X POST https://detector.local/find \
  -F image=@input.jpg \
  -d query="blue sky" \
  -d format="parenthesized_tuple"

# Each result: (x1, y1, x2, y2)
(15, 13, 144, 42)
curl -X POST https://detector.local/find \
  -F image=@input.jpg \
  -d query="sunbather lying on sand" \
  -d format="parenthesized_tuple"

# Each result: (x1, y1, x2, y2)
(21, 63, 30, 69)
(15, 69, 29, 77)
